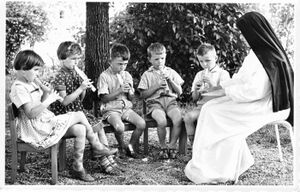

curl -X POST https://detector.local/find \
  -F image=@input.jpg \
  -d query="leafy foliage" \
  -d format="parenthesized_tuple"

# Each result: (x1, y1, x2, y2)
(6, 1, 49, 70)
(110, 3, 248, 102)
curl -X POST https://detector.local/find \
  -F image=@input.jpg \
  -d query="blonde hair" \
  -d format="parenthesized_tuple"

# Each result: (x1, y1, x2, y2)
(147, 42, 166, 58)
(197, 43, 216, 56)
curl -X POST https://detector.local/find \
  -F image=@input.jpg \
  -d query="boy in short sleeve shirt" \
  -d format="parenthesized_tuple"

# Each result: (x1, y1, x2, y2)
(138, 42, 184, 159)
(97, 43, 146, 158)
(183, 43, 230, 146)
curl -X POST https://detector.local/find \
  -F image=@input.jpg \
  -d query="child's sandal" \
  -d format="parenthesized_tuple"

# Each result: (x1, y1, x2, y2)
(169, 148, 177, 159)
(99, 156, 114, 174)
(107, 155, 118, 168)
(159, 148, 169, 159)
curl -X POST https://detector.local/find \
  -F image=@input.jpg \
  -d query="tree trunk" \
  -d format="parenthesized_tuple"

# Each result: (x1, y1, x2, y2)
(84, 2, 109, 117)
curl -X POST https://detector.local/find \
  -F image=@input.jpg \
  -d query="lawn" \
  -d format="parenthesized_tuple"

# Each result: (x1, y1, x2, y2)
(4, 109, 293, 185)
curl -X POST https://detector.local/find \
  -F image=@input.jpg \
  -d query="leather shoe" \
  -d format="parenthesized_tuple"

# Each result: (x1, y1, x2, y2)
(93, 147, 118, 158)
(70, 169, 95, 182)
(126, 144, 137, 158)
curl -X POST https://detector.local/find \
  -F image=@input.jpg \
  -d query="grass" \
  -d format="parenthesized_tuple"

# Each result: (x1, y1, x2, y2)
(4, 115, 293, 185)
(4, 74, 293, 185)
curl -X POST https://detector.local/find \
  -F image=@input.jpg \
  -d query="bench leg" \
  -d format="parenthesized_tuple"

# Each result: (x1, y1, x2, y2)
(143, 127, 149, 155)
(20, 152, 26, 172)
(178, 124, 187, 155)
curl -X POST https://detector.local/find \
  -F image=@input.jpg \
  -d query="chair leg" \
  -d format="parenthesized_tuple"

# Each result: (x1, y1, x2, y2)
(11, 149, 18, 183)
(274, 124, 283, 162)
(288, 127, 294, 152)
(59, 139, 66, 171)
(51, 144, 58, 185)
(143, 127, 149, 155)
(20, 152, 26, 172)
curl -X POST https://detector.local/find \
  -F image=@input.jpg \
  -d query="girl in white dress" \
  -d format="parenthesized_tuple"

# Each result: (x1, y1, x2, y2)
(10, 50, 117, 182)
(184, 11, 293, 184)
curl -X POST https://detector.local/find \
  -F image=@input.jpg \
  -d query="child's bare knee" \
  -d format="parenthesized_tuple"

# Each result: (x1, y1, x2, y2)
(184, 113, 193, 122)
(171, 116, 183, 127)
(156, 119, 167, 128)
(136, 120, 146, 130)
(114, 123, 125, 133)
(75, 124, 86, 137)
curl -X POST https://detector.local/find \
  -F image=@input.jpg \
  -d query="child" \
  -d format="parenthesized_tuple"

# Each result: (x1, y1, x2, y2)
(50, 41, 118, 173)
(138, 42, 184, 159)
(97, 43, 146, 158)
(183, 43, 230, 146)
(9, 50, 117, 182)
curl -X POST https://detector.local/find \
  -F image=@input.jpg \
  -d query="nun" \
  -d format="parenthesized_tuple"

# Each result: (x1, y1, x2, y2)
(184, 11, 293, 184)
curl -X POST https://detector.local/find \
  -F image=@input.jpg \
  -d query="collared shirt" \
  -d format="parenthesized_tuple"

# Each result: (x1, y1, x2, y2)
(191, 65, 230, 105)
(138, 66, 184, 101)
(97, 67, 133, 113)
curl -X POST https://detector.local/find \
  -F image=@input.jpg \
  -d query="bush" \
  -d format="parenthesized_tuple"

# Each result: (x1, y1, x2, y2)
(110, 3, 248, 102)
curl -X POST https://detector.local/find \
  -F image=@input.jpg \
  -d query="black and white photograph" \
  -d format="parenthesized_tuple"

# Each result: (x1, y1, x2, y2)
(1, 0, 299, 191)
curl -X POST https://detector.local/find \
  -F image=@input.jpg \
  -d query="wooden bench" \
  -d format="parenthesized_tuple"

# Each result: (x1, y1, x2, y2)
(90, 99, 187, 155)
(93, 115, 187, 155)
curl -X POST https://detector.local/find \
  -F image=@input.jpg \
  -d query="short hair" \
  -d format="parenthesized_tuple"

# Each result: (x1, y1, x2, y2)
(13, 50, 44, 70)
(147, 42, 166, 58)
(110, 43, 130, 61)
(197, 43, 216, 56)
(57, 41, 82, 60)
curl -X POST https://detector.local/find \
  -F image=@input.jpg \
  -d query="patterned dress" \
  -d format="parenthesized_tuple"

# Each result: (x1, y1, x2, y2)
(50, 67, 84, 115)
(50, 67, 103, 129)
(9, 80, 73, 149)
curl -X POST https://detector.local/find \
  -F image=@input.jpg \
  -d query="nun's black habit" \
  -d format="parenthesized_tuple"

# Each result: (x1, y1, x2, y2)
(237, 11, 294, 125)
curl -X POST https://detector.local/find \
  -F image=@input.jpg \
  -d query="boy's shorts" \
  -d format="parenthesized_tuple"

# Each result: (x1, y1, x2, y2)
(146, 96, 179, 115)
(102, 107, 133, 122)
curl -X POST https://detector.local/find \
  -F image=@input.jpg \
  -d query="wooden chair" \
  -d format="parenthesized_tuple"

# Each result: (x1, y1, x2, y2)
(8, 103, 66, 185)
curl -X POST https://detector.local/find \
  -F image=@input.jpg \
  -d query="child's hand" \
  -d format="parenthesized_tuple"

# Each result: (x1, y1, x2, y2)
(120, 83, 131, 93)
(202, 76, 212, 88)
(159, 78, 168, 89)
(195, 80, 209, 94)
(80, 79, 93, 91)
(160, 71, 171, 81)
(43, 90, 63, 106)
(195, 81, 203, 91)
(34, 78, 52, 93)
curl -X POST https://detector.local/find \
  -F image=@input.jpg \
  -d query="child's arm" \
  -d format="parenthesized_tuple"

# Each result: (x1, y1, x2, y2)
(80, 90, 86, 101)
(100, 85, 129, 103)
(192, 89, 202, 102)
(22, 90, 62, 119)
(166, 78, 182, 96)
(34, 78, 52, 102)
(127, 90, 135, 101)
(59, 79, 92, 106)
(139, 81, 164, 99)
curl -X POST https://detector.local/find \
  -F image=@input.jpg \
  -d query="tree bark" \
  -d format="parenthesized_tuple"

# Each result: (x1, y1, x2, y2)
(84, 2, 109, 116)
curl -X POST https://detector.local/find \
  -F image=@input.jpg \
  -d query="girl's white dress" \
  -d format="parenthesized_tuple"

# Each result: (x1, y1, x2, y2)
(184, 50, 290, 184)
(10, 80, 73, 149)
